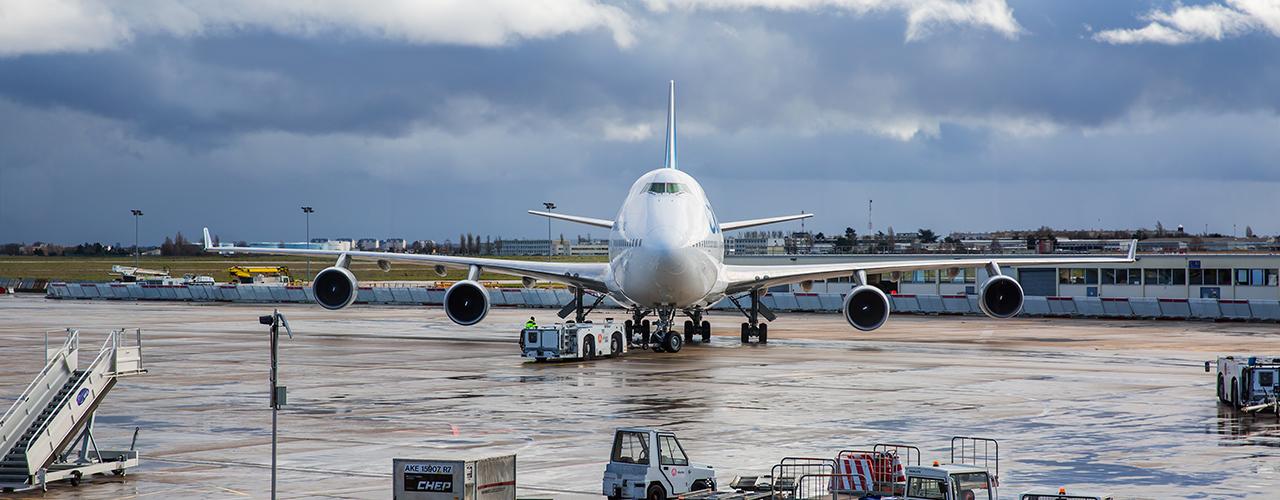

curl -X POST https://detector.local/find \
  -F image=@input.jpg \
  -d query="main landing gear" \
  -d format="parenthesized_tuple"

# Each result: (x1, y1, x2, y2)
(623, 307, 712, 354)
(727, 288, 775, 344)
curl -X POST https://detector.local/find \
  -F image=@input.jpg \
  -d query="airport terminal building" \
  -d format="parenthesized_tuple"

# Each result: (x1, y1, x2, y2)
(730, 253, 1280, 300)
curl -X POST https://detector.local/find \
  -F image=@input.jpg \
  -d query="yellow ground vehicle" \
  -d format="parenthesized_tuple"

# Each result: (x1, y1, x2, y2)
(227, 266, 295, 285)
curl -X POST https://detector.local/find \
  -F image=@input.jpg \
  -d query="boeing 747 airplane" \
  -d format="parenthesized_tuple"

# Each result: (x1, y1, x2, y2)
(205, 81, 1137, 353)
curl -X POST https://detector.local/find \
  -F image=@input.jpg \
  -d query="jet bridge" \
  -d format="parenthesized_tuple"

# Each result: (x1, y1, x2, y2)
(0, 328, 147, 492)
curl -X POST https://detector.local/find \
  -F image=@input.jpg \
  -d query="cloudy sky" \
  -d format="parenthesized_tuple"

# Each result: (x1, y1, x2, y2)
(1, 0, 1278, 246)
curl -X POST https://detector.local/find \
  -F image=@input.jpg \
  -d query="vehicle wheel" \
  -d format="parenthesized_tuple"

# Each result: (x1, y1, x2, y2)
(740, 323, 750, 343)
(701, 320, 711, 343)
(1218, 374, 1226, 403)
(583, 337, 596, 360)
(1231, 379, 1240, 409)
(641, 319, 651, 335)
(647, 484, 666, 500)
(691, 479, 712, 492)
(611, 333, 623, 357)
(758, 323, 768, 344)
(664, 332, 683, 353)
(70, 471, 81, 486)
(684, 320, 695, 343)
(624, 320, 633, 335)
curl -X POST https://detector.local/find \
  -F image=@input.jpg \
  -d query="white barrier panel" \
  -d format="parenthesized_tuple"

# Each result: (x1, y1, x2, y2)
(1189, 299, 1221, 319)
(84, 284, 104, 298)
(388, 287, 411, 304)
(107, 284, 129, 299)
(488, 289, 505, 305)
(918, 294, 945, 314)
(142, 286, 162, 300)
(502, 290, 525, 306)
(285, 287, 306, 302)
(1075, 297, 1104, 317)
(356, 288, 376, 303)
(426, 289, 445, 305)
(891, 294, 920, 313)
(942, 295, 971, 314)
(771, 293, 798, 311)
(819, 293, 844, 312)
(521, 289, 541, 307)
(1158, 299, 1191, 319)
(217, 286, 239, 301)
(176, 286, 194, 301)
(794, 293, 822, 311)
(1100, 298, 1131, 317)
(408, 288, 429, 304)
(372, 287, 394, 303)
(538, 289, 559, 308)
(303, 287, 317, 303)
(1129, 297, 1160, 318)
(1022, 296, 1050, 316)
(1218, 300, 1251, 320)
(554, 289, 574, 306)
(1250, 300, 1280, 321)
(1047, 297, 1076, 315)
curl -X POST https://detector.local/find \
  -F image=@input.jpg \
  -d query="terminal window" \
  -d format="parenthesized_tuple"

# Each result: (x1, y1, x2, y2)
(1190, 269, 1233, 286)
(902, 269, 939, 284)
(944, 268, 976, 284)
(1236, 268, 1279, 286)
(1059, 268, 1099, 285)
(1102, 268, 1143, 285)
(1145, 268, 1186, 286)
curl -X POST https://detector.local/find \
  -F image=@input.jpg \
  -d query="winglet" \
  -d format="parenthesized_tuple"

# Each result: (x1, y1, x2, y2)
(1128, 239, 1138, 261)
(203, 227, 213, 250)
(664, 80, 677, 169)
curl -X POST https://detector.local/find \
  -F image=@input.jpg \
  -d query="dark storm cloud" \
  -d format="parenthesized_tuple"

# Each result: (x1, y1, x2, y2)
(1, 1, 1279, 244)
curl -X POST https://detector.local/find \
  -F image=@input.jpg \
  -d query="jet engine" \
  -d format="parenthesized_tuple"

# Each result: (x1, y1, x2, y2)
(312, 266, 358, 310)
(843, 285, 891, 331)
(978, 275, 1024, 319)
(444, 280, 490, 326)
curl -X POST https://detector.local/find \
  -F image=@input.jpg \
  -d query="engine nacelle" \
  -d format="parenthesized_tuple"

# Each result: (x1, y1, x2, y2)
(312, 266, 358, 310)
(843, 285, 891, 332)
(979, 275, 1024, 319)
(444, 280, 490, 326)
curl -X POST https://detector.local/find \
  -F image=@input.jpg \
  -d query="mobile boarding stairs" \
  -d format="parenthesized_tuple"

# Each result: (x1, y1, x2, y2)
(0, 329, 147, 492)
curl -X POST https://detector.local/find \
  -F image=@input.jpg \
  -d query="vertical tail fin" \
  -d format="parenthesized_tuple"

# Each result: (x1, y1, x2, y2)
(664, 80, 677, 169)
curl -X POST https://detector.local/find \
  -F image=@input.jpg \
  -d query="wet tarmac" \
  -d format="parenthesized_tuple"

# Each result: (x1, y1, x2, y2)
(1, 295, 1278, 499)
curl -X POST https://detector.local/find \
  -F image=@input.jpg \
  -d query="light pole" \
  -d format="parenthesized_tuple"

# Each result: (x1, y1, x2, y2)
(130, 209, 143, 267)
(301, 206, 314, 281)
(259, 310, 293, 500)
(543, 202, 556, 261)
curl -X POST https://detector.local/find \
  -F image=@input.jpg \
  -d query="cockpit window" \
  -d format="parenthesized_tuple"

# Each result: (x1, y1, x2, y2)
(647, 182, 688, 194)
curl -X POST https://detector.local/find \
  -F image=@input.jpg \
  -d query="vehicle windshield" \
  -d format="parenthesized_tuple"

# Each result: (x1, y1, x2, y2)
(952, 472, 992, 500)
(657, 434, 689, 466)
(611, 431, 649, 464)
(646, 182, 688, 194)
(907, 477, 946, 500)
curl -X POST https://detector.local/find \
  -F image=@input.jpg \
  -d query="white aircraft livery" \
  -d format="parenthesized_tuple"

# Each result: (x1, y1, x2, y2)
(205, 81, 1137, 353)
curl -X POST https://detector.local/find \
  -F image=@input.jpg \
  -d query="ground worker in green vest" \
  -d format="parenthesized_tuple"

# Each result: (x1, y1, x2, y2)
(524, 317, 537, 330)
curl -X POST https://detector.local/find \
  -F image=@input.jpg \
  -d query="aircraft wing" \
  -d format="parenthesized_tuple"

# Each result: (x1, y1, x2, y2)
(526, 210, 614, 229)
(723, 240, 1138, 294)
(720, 213, 813, 232)
(202, 228, 610, 292)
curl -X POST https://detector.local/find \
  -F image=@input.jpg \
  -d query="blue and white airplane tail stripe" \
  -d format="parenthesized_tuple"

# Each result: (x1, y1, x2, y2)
(665, 80, 677, 169)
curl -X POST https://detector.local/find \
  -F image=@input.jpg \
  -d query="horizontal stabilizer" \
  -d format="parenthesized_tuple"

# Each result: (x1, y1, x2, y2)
(720, 213, 813, 232)
(526, 210, 614, 229)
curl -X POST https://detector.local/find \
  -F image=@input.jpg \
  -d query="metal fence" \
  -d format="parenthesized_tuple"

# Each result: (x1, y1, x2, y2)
(40, 282, 1280, 322)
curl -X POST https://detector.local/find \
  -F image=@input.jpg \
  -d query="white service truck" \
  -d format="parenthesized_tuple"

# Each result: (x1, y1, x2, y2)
(1209, 355, 1280, 411)
(521, 320, 627, 361)
(602, 428, 717, 500)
